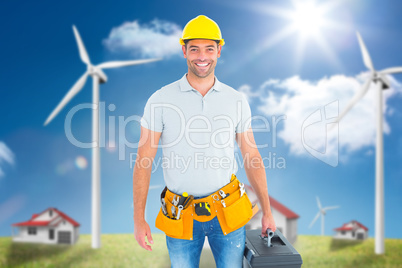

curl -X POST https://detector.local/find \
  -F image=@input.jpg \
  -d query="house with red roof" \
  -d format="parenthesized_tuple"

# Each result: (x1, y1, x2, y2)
(244, 185, 300, 244)
(333, 220, 368, 240)
(12, 208, 80, 245)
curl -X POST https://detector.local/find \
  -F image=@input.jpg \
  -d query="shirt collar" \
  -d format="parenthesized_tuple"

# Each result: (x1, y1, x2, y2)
(179, 73, 222, 92)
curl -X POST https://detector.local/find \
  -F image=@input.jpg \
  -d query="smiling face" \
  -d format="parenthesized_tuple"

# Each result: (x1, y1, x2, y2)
(182, 39, 221, 79)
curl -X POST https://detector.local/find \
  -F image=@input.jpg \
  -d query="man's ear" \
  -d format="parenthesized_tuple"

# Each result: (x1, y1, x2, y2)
(217, 45, 222, 58)
(182, 45, 187, 58)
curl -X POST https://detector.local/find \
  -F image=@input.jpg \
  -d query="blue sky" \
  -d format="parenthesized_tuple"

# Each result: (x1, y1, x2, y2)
(0, 0, 401, 239)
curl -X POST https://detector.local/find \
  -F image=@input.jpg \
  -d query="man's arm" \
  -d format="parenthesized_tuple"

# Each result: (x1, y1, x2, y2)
(236, 127, 276, 236)
(133, 126, 161, 251)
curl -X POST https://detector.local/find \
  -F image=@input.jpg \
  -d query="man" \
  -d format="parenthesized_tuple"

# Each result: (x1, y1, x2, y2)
(133, 15, 276, 267)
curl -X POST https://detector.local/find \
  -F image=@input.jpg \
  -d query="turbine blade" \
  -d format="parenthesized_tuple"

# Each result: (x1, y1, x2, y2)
(309, 212, 320, 228)
(356, 31, 375, 72)
(334, 78, 372, 124)
(97, 58, 162, 69)
(379, 66, 402, 74)
(44, 72, 89, 126)
(323, 206, 340, 211)
(72, 25, 91, 65)
(316, 196, 322, 210)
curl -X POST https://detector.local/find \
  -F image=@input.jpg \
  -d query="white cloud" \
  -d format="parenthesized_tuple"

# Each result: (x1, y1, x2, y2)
(103, 19, 183, 58)
(239, 79, 281, 103)
(0, 142, 14, 178)
(238, 84, 260, 103)
(241, 73, 401, 161)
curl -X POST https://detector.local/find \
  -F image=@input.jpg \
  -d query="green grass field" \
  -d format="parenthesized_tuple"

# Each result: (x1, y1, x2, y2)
(0, 234, 401, 267)
(295, 235, 402, 268)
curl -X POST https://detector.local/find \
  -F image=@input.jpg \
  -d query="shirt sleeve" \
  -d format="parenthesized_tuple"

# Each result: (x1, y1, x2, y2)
(235, 94, 252, 133)
(140, 90, 164, 132)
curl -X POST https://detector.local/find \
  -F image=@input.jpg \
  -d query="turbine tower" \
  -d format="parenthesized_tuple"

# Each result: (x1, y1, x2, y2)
(44, 25, 161, 249)
(335, 31, 402, 254)
(309, 196, 339, 236)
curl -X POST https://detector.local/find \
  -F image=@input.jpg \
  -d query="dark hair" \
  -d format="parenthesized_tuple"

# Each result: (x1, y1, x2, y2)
(184, 39, 220, 48)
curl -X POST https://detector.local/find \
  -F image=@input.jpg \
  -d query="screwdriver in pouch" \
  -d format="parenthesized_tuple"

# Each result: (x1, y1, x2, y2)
(178, 192, 188, 207)
(176, 192, 189, 220)
(182, 195, 194, 209)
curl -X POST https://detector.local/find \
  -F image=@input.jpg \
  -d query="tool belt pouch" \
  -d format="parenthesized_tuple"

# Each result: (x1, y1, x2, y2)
(155, 208, 183, 237)
(155, 195, 194, 240)
(221, 193, 253, 230)
(214, 179, 257, 235)
(155, 175, 257, 239)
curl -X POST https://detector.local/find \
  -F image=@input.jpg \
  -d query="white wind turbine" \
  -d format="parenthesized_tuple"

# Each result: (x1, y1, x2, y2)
(309, 196, 339, 236)
(334, 31, 402, 254)
(44, 25, 161, 249)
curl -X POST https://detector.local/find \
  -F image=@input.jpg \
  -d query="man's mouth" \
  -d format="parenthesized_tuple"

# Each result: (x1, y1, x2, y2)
(195, 62, 210, 67)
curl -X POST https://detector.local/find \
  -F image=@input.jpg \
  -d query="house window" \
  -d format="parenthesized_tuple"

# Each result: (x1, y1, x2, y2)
(341, 231, 345, 235)
(352, 231, 355, 237)
(28, 227, 37, 235)
(49, 210, 53, 217)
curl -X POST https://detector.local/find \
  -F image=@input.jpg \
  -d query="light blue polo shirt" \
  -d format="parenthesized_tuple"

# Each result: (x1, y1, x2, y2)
(141, 74, 252, 196)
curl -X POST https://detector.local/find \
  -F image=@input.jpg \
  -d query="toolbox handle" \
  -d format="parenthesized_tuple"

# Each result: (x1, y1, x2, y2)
(259, 228, 274, 247)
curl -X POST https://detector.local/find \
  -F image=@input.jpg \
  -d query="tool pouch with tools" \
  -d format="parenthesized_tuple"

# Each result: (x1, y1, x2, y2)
(155, 187, 194, 239)
(155, 174, 259, 240)
(155, 205, 192, 238)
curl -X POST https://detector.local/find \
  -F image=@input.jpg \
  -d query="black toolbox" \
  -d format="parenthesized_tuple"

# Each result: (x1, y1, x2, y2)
(243, 229, 303, 268)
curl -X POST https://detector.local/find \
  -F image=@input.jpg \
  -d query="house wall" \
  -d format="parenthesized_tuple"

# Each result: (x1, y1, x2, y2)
(239, 189, 299, 244)
(13, 226, 58, 244)
(360, 229, 368, 240)
(13, 220, 78, 244)
(286, 218, 298, 244)
(333, 228, 368, 240)
(271, 208, 287, 237)
(333, 231, 354, 239)
(74, 227, 80, 244)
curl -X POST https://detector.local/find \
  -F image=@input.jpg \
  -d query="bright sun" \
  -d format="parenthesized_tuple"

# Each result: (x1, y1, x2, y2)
(251, 0, 343, 69)
(291, 2, 325, 37)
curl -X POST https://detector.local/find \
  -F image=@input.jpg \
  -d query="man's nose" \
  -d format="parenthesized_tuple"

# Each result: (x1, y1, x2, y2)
(198, 50, 207, 61)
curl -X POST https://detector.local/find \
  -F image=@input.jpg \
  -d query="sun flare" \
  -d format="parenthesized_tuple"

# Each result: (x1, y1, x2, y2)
(250, 0, 344, 69)
(291, 2, 325, 37)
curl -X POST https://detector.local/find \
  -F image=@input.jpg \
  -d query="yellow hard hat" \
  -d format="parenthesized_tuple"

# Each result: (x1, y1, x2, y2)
(180, 15, 225, 46)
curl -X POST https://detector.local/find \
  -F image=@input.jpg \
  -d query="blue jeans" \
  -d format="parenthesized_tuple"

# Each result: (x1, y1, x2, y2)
(166, 216, 245, 268)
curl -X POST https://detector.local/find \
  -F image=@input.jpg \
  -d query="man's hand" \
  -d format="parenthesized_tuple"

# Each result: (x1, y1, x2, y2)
(134, 219, 154, 251)
(261, 213, 276, 237)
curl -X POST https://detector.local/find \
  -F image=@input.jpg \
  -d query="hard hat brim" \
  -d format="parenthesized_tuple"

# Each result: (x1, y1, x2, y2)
(180, 38, 225, 46)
